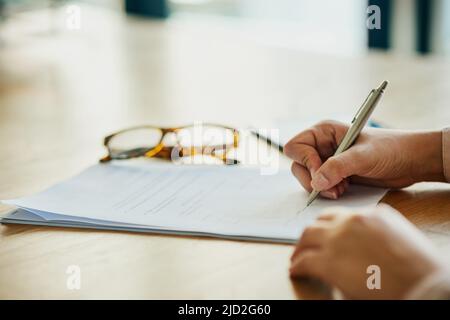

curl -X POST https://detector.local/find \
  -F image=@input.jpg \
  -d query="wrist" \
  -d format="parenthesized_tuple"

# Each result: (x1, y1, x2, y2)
(410, 130, 445, 183)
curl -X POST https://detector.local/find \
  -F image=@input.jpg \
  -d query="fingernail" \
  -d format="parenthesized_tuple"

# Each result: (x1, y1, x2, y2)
(311, 173, 329, 190)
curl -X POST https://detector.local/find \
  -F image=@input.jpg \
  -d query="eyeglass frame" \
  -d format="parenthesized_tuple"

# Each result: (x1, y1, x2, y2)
(100, 123, 240, 164)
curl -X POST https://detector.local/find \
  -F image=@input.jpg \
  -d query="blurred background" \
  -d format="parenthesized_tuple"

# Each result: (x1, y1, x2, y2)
(2, 0, 449, 54)
(1, 0, 450, 194)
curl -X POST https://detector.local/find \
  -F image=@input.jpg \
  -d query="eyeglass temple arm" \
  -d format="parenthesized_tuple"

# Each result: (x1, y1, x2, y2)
(249, 130, 284, 153)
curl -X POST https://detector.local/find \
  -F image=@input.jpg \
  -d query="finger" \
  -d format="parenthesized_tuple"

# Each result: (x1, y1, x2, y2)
(336, 180, 347, 196)
(327, 179, 349, 199)
(290, 250, 325, 280)
(319, 206, 353, 219)
(319, 186, 340, 200)
(284, 131, 323, 174)
(291, 162, 313, 192)
(336, 181, 344, 195)
(317, 212, 337, 221)
(311, 149, 361, 191)
(343, 178, 350, 190)
(291, 223, 328, 261)
(291, 161, 342, 199)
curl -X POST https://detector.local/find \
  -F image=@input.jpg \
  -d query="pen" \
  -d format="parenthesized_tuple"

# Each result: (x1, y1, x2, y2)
(305, 80, 388, 207)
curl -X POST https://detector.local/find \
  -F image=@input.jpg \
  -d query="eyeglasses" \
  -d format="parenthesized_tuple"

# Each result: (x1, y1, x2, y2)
(100, 123, 240, 165)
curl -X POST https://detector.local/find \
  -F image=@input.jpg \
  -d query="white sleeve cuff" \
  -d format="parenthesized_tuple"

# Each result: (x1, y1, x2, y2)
(443, 128, 450, 182)
(405, 270, 450, 300)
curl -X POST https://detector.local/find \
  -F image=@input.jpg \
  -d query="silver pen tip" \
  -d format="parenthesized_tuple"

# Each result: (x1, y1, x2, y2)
(378, 80, 388, 91)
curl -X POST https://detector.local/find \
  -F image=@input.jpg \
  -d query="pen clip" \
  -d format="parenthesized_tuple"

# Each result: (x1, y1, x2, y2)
(351, 89, 375, 124)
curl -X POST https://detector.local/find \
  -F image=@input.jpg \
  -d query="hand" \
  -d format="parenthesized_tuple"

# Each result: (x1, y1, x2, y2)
(289, 204, 447, 299)
(283, 120, 444, 199)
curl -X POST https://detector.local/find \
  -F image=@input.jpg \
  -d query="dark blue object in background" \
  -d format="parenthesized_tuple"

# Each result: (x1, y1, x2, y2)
(368, 0, 392, 50)
(416, 0, 433, 54)
(368, 0, 435, 54)
(125, 0, 169, 18)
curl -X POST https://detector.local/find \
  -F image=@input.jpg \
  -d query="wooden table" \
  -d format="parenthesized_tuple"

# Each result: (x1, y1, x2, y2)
(0, 5, 449, 299)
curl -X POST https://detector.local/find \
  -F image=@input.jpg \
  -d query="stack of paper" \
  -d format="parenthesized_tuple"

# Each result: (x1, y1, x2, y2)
(0, 164, 387, 243)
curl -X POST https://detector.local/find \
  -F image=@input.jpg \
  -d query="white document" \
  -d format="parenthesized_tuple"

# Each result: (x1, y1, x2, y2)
(1, 164, 387, 243)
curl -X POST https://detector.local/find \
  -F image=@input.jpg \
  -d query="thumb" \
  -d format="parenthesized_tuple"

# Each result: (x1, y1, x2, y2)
(311, 150, 360, 191)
